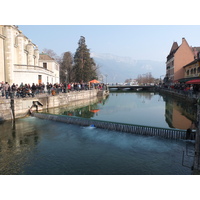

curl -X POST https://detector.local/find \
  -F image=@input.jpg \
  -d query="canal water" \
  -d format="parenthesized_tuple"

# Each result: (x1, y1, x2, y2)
(0, 91, 196, 175)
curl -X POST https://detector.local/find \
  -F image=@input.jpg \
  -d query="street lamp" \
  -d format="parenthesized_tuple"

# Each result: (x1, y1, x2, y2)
(65, 71, 68, 92)
(160, 75, 165, 85)
(99, 74, 104, 83)
(105, 74, 108, 84)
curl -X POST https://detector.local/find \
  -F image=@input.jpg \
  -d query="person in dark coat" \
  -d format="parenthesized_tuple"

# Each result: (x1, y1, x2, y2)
(31, 83, 37, 97)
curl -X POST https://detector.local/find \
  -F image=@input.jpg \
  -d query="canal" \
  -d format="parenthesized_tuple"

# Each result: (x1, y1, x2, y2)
(0, 91, 196, 175)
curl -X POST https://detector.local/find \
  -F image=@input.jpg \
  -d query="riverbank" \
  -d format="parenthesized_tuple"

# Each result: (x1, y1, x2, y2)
(0, 89, 109, 121)
(158, 87, 198, 104)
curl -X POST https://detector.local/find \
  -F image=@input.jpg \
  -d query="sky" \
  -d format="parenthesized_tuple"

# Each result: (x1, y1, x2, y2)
(2, 0, 200, 63)
(18, 25, 200, 62)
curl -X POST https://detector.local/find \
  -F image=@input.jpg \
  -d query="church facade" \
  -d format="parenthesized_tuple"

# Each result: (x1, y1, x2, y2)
(0, 25, 59, 85)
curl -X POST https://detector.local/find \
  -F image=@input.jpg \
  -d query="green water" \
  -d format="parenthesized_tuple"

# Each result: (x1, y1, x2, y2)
(0, 91, 196, 175)
(44, 91, 197, 130)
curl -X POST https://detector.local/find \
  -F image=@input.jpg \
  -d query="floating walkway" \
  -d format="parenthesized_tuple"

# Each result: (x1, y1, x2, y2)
(32, 112, 189, 140)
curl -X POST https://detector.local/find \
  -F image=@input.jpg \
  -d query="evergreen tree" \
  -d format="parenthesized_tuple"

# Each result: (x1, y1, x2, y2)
(60, 52, 74, 83)
(73, 36, 98, 83)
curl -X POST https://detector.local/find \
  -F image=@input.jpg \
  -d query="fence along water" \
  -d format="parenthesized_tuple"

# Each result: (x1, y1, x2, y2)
(32, 112, 188, 140)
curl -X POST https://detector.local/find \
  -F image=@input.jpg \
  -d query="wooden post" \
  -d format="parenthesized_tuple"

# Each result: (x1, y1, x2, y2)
(193, 103, 200, 173)
(10, 93, 15, 122)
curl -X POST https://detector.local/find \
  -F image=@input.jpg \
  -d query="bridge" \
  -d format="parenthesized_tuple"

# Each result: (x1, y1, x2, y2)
(108, 85, 156, 91)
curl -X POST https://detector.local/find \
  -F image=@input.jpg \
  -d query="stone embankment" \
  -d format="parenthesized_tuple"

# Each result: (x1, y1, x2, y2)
(158, 87, 198, 103)
(0, 89, 108, 121)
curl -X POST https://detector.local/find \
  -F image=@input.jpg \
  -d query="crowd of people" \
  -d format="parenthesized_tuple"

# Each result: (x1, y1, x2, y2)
(0, 81, 107, 99)
(162, 83, 200, 98)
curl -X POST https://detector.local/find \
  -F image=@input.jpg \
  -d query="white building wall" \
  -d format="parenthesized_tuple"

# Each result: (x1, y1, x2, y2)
(16, 34, 26, 64)
(27, 41, 34, 65)
(0, 25, 5, 82)
(4, 25, 15, 83)
(14, 70, 52, 85)
(34, 48, 39, 66)
(0, 25, 60, 85)
(39, 60, 60, 84)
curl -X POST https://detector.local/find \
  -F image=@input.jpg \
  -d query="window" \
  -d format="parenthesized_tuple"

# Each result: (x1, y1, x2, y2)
(43, 63, 47, 69)
(198, 67, 200, 73)
(187, 70, 189, 76)
(38, 75, 42, 84)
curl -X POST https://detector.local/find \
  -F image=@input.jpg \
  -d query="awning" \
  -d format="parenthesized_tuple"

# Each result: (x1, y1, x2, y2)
(90, 109, 100, 113)
(177, 77, 200, 83)
(186, 79, 200, 84)
(89, 79, 99, 83)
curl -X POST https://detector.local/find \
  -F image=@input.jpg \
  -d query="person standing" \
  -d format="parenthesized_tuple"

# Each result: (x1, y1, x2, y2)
(31, 83, 37, 97)
(4, 82, 10, 99)
(11, 83, 16, 97)
(1, 81, 5, 97)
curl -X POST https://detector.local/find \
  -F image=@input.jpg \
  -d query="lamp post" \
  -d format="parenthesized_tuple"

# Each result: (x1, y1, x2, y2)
(99, 74, 104, 83)
(160, 75, 165, 85)
(142, 73, 148, 85)
(65, 71, 68, 92)
(105, 74, 108, 84)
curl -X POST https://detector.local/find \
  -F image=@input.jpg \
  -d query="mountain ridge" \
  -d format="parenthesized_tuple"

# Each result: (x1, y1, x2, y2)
(91, 52, 166, 83)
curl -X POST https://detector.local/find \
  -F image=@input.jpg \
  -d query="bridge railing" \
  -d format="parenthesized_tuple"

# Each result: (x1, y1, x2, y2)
(32, 112, 188, 140)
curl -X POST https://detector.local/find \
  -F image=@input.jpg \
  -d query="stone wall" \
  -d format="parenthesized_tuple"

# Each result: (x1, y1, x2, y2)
(0, 89, 99, 121)
(0, 98, 12, 121)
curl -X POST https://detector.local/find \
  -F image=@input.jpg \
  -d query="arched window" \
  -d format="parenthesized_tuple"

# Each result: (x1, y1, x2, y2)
(198, 67, 200, 73)
(187, 70, 190, 76)
(194, 68, 197, 74)
(191, 69, 194, 74)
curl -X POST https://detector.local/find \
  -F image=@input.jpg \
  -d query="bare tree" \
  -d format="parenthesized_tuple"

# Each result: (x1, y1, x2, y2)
(43, 48, 61, 63)
(136, 72, 154, 85)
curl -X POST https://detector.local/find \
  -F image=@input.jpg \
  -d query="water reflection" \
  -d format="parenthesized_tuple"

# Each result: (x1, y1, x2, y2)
(0, 91, 196, 175)
(162, 93, 196, 130)
(43, 91, 196, 130)
(0, 120, 39, 174)
(43, 95, 109, 119)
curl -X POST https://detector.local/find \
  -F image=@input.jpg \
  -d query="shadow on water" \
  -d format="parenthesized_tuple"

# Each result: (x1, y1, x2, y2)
(0, 116, 195, 175)
(0, 119, 39, 175)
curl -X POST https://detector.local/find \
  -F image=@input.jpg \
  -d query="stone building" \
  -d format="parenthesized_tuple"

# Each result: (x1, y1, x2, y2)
(0, 25, 59, 85)
(166, 38, 197, 83)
